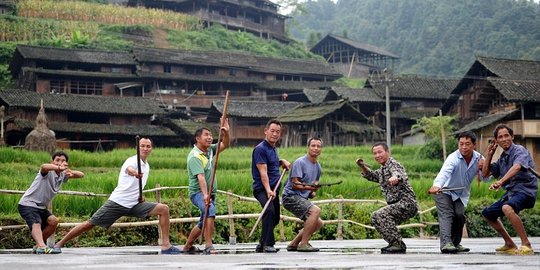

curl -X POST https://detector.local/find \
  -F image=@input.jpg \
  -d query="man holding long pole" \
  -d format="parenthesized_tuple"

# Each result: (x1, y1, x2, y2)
(183, 119, 230, 254)
(428, 131, 489, 253)
(251, 119, 290, 253)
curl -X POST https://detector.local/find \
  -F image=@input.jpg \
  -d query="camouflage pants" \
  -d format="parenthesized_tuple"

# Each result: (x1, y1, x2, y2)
(371, 201, 418, 245)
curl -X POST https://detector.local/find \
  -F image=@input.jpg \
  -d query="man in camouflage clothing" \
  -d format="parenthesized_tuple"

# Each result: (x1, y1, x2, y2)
(356, 142, 418, 254)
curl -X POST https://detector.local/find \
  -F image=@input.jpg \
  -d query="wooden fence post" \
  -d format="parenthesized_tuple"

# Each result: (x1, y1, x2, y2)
(279, 205, 285, 242)
(227, 191, 236, 245)
(419, 210, 425, 238)
(155, 183, 162, 245)
(336, 197, 343, 240)
(46, 201, 55, 247)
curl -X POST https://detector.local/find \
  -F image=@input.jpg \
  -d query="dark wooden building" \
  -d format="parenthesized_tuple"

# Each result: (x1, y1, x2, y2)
(311, 34, 399, 78)
(128, 0, 290, 42)
(365, 75, 458, 143)
(133, 46, 341, 118)
(207, 99, 301, 146)
(9, 45, 140, 96)
(278, 99, 381, 146)
(0, 89, 176, 150)
(442, 56, 540, 165)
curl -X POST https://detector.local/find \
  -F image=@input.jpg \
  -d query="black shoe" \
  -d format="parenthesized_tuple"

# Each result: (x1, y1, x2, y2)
(255, 244, 263, 253)
(456, 244, 470, 253)
(263, 246, 278, 253)
(380, 244, 392, 252)
(381, 242, 406, 254)
(441, 243, 458, 254)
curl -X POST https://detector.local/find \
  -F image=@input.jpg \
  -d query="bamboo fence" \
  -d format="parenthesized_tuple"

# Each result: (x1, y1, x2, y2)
(0, 185, 438, 242)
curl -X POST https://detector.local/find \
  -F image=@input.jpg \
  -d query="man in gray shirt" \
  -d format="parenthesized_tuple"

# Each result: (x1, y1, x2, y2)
(18, 151, 85, 254)
(282, 137, 324, 252)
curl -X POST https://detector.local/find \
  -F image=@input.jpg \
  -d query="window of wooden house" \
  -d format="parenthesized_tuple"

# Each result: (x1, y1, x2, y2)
(70, 80, 102, 95)
(164, 65, 172, 73)
(229, 69, 236, 76)
(535, 105, 540, 118)
(111, 67, 124, 73)
(50, 80, 66, 94)
(186, 66, 205, 75)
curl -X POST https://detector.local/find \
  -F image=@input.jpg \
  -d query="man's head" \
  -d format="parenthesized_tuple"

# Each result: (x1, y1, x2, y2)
(138, 137, 153, 161)
(371, 142, 390, 165)
(493, 124, 514, 151)
(456, 131, 476, 158)
(264, 119, 282, 146)
(306, 137, 323, 159)
(194, 127, 213, 150)
(51, 151, 68, 166)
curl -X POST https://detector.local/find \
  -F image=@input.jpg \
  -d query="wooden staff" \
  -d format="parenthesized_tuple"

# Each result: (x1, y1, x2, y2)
(135, 135, 143, 203)
(199, 91, 230, 243)
(248, 169, 288, 238)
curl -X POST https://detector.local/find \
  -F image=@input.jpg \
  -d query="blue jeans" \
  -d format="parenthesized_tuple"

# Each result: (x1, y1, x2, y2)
(190, 192, 216, 228)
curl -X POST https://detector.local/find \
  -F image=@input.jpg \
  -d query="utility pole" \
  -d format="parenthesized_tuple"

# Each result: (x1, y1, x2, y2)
(384, 69, 391, 147)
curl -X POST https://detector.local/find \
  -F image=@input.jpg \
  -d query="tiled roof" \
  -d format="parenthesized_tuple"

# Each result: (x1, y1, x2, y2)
(133, 47, 342, 77)
(211, 100, 301, 118)
(366, 76, 458, 100)
(279, 99, 368, 123)
(24, 67, 138, 79)
(138, 71, 264, 83)
(14, 119, 176, 136)
(255, 80, 339, 90)
(487, 78, 540, 102)
(382, 107, 440, 120)
(301, 89, 330, 104)
(442, 56, 540, 113)
(14, 45, 136, 65)
(312, 34, 399, 59)
(477, 56, 540, 81)
(334, 121, 383, 135)
(0, 89, 164, 115)
(456, 110, 518, 133)
(332, 87, 384, 103)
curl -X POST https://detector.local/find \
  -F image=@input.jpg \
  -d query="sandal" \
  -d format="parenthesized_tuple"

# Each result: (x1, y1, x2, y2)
(514, 246, 533, 255)
(203, 245, 217, 255)
(161, 246, 181, 255)
(495, 245, 517, 254)
(182, 246, 202, 254)
(286, 245, 297, 252)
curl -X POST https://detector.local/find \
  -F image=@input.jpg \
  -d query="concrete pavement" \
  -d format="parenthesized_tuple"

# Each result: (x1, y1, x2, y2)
(0, 237, 539, 270)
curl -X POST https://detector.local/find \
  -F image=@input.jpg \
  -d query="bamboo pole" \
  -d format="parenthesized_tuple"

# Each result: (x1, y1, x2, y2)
(200, 90, 230, 244)
(227, 191, 236, 245)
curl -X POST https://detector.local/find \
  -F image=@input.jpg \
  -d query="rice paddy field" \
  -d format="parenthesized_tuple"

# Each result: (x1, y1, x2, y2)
(1, 145, 537, 247)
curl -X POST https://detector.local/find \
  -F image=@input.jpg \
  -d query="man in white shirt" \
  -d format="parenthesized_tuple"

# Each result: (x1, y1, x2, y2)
(53, 137, 180, 254)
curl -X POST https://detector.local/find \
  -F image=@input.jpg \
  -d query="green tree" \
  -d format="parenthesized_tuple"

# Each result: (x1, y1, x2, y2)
(412, 115, 457, 160)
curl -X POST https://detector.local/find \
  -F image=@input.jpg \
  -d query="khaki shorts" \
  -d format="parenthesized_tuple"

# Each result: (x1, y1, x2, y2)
(90, 200, 157, 228)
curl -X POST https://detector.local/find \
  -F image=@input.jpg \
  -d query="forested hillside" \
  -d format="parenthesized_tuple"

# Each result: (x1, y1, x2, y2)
(289, 0, 540, 76)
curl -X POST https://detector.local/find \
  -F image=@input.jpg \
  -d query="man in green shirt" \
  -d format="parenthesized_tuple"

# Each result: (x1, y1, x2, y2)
(183, 118, 230, 254)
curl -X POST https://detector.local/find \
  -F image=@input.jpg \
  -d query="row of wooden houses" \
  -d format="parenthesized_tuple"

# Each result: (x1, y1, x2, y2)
(0, 43, 538, 165)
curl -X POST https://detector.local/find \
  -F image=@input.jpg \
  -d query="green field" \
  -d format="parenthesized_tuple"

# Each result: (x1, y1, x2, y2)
(0, 145, 538, 248)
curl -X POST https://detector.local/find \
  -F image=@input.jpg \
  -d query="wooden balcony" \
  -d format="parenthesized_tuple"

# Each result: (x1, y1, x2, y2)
(506, 119, 540, 138)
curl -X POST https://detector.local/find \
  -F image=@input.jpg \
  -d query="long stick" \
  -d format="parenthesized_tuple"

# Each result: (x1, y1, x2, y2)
(135, 135, 143, 203)
(248, 169, 288, 238)
(199, 91, 230, 244)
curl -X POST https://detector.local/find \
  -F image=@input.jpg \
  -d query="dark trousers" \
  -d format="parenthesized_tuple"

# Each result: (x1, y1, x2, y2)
(434, 194, 466, 248)
(254, 189, 281, 247)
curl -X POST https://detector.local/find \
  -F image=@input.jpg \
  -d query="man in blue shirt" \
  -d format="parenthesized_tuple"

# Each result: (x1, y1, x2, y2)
(481, 124, 537, 255)
(428, 131, 488, 253)
(252, 119, 290, 253)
